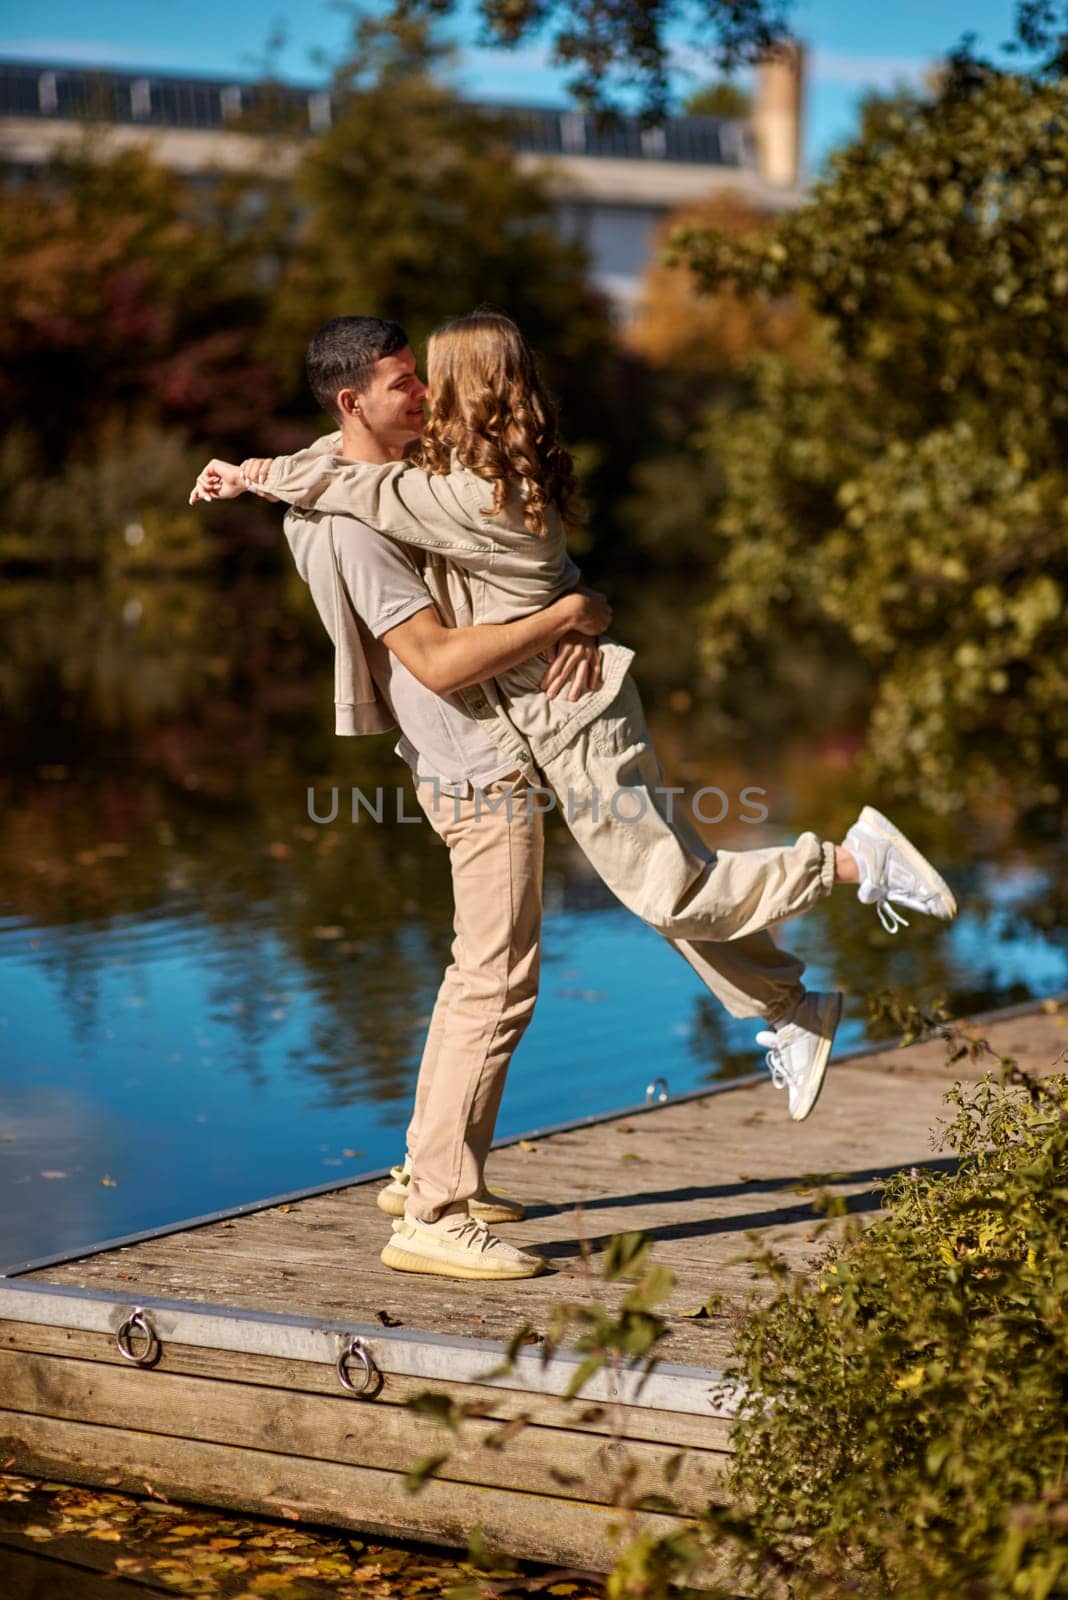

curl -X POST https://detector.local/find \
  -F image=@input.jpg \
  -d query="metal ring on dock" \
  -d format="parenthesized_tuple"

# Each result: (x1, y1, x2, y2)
(116, 1307, 159, 1365)
(645, 1076, 669, 1104)
(336, 1336, 377, 1396)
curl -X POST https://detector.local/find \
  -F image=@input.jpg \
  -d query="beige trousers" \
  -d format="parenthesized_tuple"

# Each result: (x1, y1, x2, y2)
(538, 672, 836, 1025)
(404, 771, 543, 1223)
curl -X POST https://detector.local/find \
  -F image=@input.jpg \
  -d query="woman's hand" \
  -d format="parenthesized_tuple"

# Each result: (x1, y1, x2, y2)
(188, 459, 246, 504)
(563, 586, 612, 637)
(540, 630, 604, 701)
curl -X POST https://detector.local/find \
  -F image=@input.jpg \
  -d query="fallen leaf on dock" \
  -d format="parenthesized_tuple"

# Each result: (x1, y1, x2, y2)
(518, 1139, 538, 1152)
(676, 1296, 722, 1319)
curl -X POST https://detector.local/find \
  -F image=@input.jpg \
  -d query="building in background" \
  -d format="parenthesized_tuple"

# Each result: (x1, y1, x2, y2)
(0, 53, 805, 313)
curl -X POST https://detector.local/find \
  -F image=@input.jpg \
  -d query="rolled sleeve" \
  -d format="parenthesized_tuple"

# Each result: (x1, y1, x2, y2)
(329, 518, 439, 640)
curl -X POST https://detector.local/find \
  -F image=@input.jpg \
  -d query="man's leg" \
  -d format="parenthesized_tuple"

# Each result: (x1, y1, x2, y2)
(403, 964, 462, 1165)
(404, 773, 543, 1223)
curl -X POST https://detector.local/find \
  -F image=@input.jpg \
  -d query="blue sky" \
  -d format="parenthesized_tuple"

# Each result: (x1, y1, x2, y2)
(0, 1, 1043, 172)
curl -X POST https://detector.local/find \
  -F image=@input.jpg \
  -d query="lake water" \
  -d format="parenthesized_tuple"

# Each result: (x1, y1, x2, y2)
(2, 573, 1066, 1270)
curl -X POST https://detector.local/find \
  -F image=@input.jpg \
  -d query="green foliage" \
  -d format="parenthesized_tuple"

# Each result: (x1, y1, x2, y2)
(669, 66, 1068, 810)
(538, 1231, 676, 1402)
(387, 0, 1068, 114)
(706, 1061, 1068, 1598)
(271, 14, 615, 438)
(403, 1451, 450, 1493)
(0, 425, 215, 573)
(391, 0, 789, 115)
(683, 81, 753, 119)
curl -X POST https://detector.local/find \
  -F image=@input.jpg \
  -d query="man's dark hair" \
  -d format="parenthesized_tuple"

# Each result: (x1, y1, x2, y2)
(305, 316, 410, 418)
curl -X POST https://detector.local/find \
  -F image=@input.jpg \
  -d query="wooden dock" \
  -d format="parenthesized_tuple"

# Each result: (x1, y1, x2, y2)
(1, 998, 1065, 1575)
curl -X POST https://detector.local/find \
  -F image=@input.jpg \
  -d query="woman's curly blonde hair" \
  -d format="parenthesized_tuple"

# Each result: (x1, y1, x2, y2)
(413, 311, 582, 537)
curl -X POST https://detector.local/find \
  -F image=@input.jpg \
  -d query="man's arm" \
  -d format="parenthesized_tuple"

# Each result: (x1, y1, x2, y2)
(382, 591, 610, 698)
(190, 462, 609, 699)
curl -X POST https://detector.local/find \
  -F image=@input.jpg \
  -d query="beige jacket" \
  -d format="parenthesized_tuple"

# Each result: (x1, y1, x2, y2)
(268, 435, 635, 766)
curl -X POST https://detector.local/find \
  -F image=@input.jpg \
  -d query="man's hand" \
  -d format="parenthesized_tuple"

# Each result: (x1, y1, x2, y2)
(189, 459, 248, 504)
(561, 586, 612, 637)
(539, 631, 604, 701)
(237, 457, 281, 503)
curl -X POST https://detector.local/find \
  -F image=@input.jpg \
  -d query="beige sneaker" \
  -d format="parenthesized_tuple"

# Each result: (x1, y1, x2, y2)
(380, 1209, 546, 1280)
(376, 1159, 525, 1224)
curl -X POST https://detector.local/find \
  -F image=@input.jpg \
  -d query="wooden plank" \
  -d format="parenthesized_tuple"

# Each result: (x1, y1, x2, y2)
(0, 1350, 727, 1513)
(0, 1284, 739, 1419)
(0, 1319, 735, 1451)
(0, 1409, 719, 1579)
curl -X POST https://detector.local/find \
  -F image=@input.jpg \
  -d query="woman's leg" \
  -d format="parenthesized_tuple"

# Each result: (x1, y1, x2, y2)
(670, 930, 808, 1027)
(540, 673, 836, 953)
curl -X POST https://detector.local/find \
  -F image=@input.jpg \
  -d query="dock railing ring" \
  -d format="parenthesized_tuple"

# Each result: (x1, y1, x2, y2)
(116, 1305, 160, 1365)
(336, 1334, 378, 1396)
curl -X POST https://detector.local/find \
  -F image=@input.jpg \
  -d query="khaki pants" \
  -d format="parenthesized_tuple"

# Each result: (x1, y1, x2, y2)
(405, 770, 543, 1223)
(538, 672, 836, 1026)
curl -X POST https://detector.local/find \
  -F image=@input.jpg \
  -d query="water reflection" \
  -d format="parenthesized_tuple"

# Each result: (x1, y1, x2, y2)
(1, 570, 1065, 1268)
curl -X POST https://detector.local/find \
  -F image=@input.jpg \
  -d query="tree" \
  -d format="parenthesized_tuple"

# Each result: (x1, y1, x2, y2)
(667, 62, 1068, 812)
(388, 0, 1068, 113)
(269, 15, 620, 454)
(625, 191, 809, 377)
(0, 143, 280, 455)
(683, 81, 753, 118)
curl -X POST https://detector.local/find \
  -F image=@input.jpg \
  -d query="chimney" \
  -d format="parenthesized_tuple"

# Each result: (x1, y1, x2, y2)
(753, 40, 805, 187)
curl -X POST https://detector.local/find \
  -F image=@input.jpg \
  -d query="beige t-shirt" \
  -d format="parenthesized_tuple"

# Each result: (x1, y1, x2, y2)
(307, 513, 519, 795)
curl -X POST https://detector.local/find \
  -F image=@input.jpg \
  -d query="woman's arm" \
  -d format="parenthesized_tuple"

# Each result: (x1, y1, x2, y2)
(241, 451, 505, 566)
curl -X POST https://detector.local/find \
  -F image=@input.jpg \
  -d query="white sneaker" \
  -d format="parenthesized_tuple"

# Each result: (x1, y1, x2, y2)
(380, 1208, 546, 1281)
(755, 990, 843, 1121)
(844, 806, 957, 934)
(376, 1157, 526, 1223)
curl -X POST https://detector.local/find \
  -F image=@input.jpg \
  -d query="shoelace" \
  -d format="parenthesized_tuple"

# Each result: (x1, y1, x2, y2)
(870, 888, 911, 934)
(763, 1037, 798, 1091)
(448, 1214, 494, 1253)
(853, 838, 915, 934)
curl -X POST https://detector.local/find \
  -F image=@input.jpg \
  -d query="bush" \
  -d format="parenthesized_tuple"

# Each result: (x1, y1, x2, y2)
(712, 1054, 1068, 1598)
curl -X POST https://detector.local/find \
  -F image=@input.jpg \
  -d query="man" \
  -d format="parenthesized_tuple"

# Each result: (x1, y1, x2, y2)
(194, 316, 610, 1282)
